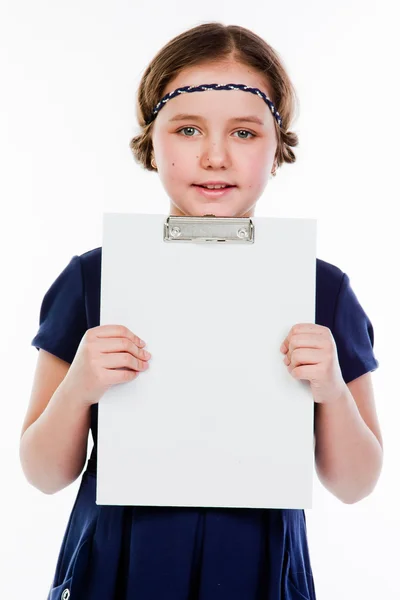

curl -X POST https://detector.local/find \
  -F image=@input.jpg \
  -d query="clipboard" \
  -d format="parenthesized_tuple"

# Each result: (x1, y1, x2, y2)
(97, 213, 317, 509)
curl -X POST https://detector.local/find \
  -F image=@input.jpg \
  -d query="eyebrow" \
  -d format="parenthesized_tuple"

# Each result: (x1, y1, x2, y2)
(168, 113, 265, 126)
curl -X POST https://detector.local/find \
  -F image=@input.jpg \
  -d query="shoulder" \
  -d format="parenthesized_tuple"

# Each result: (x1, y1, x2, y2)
(75, 247, 102, 328)
(79, 246, 102, 266)
(78, 247, 102, 282)
(315, 257, 345, 329)
(316, 257, 344, 289)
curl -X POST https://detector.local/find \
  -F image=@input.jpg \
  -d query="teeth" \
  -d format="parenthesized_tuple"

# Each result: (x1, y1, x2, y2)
(202, 184, 228, 189)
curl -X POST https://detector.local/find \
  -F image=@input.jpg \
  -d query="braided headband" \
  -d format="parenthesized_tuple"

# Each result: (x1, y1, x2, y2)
(145, 83, 283, 128)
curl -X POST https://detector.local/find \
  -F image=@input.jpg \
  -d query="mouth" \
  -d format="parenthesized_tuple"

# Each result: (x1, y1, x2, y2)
(192, 184, 236, 199)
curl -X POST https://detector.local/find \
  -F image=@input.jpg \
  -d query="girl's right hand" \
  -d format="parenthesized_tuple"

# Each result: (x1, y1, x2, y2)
(63, 324, 151, 407)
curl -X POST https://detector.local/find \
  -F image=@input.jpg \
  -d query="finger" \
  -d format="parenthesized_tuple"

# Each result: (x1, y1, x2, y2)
(94, 324, 146, 348)
(285, 347, 321, 368)
(106, 367, 141, 383)
(280, 324, 304, 353)
(103, 351, 150, 372)
(287, 364, 314, 381)
(98, 337, 151, 361)
(291, 323, 322, 334)
(281, 323, 325, 354)
(288, 333, 326, 354)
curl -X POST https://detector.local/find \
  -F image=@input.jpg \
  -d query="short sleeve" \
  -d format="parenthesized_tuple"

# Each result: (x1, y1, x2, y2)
(332, 272, 379, 384)
(31, 255, 88, 364)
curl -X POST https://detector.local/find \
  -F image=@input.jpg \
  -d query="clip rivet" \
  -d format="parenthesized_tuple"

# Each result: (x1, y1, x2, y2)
(170, 226, 181, 238)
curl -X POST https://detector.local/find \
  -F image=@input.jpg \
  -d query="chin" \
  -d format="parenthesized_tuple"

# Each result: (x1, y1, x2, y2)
(170, 197, 254, 219)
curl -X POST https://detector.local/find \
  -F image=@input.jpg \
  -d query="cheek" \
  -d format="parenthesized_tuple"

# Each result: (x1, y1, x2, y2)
(242, 155, 269, 188)
(160, 157, 193, 191)
(166, 159, 189, 183)
(153, 131, 184, 170)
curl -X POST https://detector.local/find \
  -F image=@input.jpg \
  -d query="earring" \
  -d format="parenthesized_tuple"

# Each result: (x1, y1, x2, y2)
(151, 156, 157, 169)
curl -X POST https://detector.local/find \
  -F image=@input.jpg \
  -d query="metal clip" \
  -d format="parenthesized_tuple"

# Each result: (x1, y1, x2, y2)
(163, 216, 254, 243)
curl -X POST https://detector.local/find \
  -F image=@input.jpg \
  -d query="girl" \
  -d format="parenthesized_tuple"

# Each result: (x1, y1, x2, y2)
(20, 22, 382, 600)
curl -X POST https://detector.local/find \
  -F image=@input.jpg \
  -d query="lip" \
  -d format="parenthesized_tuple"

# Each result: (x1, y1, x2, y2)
(192, 184, 236, 199)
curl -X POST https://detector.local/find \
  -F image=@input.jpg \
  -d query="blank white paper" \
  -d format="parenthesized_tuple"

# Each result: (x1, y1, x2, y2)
(96, 213, 317, 509)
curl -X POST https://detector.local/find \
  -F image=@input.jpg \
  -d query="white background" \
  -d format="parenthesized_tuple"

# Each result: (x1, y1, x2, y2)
(1, 0, 398, 598)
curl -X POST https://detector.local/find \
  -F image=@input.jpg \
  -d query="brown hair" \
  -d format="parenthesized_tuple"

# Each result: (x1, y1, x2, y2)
(129, 22, 299, 173)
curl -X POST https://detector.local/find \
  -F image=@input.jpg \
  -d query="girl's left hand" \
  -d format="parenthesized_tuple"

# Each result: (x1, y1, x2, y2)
(280, 323, 346, 405)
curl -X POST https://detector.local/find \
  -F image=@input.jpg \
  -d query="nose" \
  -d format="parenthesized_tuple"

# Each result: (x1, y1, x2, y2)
(200, 140, 230, 169)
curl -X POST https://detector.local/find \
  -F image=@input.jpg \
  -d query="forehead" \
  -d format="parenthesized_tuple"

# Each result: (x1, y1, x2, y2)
(158, 62, 274, 124)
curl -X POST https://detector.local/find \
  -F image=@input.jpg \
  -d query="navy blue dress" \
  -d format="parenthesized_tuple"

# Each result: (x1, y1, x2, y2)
(31, 247, 379, 600)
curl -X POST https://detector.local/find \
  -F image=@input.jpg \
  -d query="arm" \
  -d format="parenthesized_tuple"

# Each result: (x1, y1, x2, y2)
(314, 372, 383, 504)
(19, 376, 91, 495)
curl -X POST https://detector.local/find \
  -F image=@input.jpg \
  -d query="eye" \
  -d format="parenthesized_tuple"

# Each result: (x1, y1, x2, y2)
(233, 130, 256, 139)
(176, 127, 256, 139)
(177, 127, 200, 137)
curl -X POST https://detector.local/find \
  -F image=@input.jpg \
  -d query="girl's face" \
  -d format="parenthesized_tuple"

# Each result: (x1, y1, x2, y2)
(151, 61, 279, 218)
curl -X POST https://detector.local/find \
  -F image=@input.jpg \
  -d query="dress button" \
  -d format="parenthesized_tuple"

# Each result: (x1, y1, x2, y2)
(61, 589, 70, 600)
